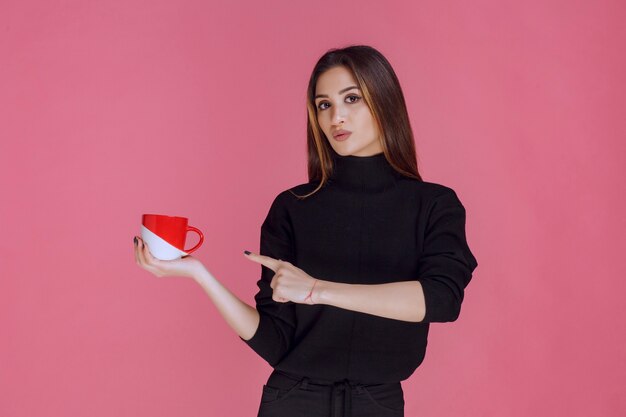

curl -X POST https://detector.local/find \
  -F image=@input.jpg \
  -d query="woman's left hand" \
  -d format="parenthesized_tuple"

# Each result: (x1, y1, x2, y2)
(244, 251, 320, 305)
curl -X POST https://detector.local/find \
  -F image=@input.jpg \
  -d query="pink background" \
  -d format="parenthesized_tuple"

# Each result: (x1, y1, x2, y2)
(1, 1, 624, 416)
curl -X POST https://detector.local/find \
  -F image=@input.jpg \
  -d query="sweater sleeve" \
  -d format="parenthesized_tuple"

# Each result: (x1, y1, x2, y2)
(417, 188, 478, 323)
(239, 191, 297, 366)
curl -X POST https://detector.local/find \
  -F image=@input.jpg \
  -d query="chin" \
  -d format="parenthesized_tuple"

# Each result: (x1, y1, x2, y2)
(331, 147, 354, 157)
(329, 142, 360, 157)
(331, 148, 349, 156)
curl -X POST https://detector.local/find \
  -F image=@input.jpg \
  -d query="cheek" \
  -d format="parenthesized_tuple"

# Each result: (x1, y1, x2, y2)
(317, 113, 330, 131)
(355, 106, 374, 128)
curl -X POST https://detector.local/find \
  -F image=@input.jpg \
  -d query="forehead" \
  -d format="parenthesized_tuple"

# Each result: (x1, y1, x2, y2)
(315, 66, 358, 95)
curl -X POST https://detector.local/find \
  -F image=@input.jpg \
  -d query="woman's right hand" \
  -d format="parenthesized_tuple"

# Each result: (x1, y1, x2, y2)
(133, 236, 207, 280)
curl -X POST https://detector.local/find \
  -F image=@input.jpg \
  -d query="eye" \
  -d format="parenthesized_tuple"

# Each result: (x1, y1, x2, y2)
(316, 95, 361, 111)
(317, 101, 330, 111)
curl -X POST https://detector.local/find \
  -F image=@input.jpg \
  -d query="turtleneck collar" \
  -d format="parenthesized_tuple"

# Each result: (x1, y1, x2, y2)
(328, 150, 401, 192)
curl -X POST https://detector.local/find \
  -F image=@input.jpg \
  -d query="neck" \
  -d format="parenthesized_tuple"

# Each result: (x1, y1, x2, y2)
(328, 149, 400, 192)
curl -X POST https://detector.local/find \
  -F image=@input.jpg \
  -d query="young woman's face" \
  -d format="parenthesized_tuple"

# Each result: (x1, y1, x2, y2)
(314, 66, 383, 157)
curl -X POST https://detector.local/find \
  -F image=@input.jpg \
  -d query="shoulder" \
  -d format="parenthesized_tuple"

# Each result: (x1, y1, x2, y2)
(401, 177, 462, 202)
(397, 178, 472, 222)
(272, 181, 323, 204)
(265, 180, 321, 211)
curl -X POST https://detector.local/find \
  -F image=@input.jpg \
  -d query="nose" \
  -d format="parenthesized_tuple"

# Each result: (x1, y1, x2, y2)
(331, 106, 346, 125)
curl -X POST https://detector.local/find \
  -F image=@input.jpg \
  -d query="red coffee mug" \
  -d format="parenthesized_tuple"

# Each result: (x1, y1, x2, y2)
(141, 214, 204, 260)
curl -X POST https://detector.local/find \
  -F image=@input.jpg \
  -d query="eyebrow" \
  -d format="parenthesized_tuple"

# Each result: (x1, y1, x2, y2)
(314, 86, 360, 100)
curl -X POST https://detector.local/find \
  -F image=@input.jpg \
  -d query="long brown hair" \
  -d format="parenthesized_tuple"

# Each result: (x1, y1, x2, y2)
(291, 44, 422, 199)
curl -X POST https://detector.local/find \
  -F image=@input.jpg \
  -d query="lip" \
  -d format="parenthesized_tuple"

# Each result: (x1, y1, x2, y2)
(332, 129, 352, 141)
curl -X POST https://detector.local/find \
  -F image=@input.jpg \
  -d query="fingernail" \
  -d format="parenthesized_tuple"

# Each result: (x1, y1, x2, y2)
(244, 250, 251, 255)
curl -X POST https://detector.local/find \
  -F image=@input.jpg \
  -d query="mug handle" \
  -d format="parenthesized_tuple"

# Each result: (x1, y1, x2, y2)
(184, 225, 204, 254)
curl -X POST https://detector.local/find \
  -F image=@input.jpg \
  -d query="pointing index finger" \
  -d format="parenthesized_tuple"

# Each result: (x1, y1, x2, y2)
(244, 251, 280, 272)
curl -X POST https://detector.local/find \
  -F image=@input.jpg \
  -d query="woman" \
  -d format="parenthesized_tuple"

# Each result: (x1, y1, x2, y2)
(133, 45, 478, 417)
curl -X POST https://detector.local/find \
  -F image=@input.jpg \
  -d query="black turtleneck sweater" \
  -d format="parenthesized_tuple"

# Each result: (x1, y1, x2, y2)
(240, 151, 478, 384)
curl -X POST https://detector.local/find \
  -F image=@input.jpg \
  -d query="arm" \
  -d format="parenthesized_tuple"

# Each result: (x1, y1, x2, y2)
(315, 188, 478, 324)
(133, 192, 296, 353)
(238, 191, 297, 366)
(315, 280, 426, 322)
(133, 235, 261, 341)
(241, 253, 427, 323)
(193, 268, 260, 341)
(417, 189, 478, 322)
(218, 188, 476, 335)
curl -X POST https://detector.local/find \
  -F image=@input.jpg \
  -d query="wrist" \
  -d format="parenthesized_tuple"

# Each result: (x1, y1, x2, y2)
(303, 279, 317, 304)
(193, 265, 213, 286)
(313, 279, 332, 305)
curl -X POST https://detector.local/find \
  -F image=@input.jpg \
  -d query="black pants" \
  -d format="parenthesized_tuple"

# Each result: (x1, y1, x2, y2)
(256, 369, 405, 417)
